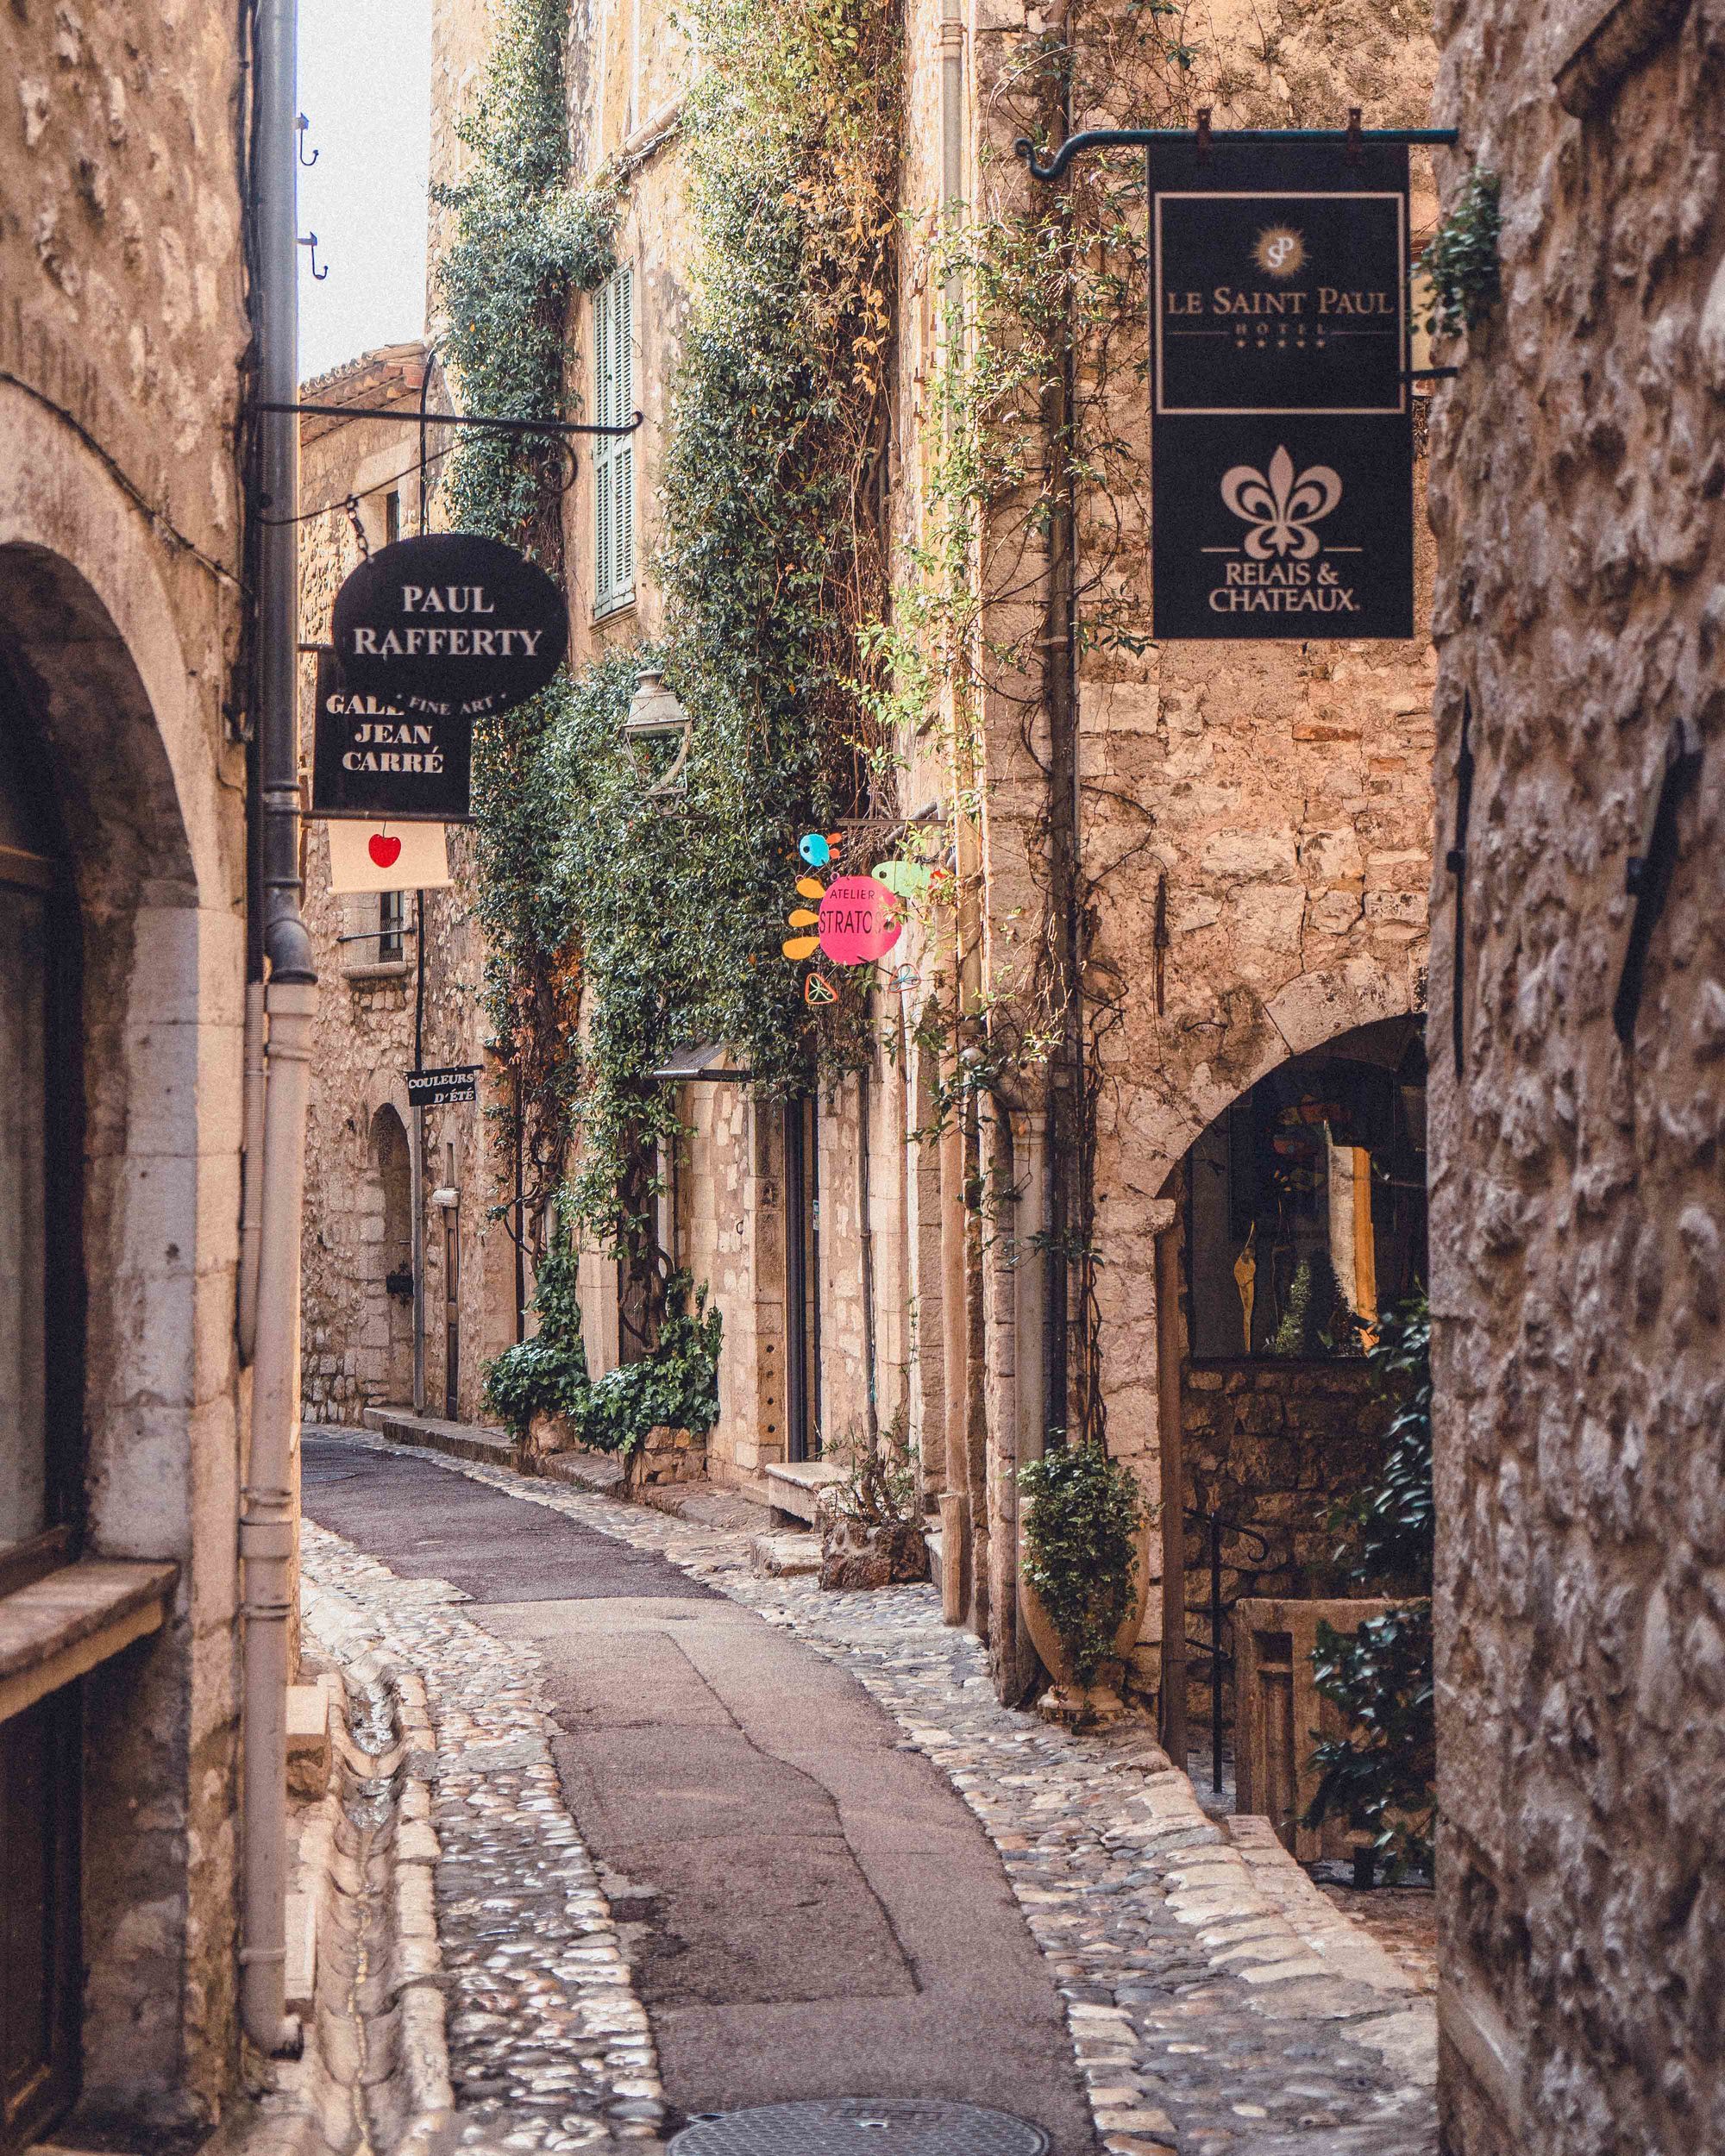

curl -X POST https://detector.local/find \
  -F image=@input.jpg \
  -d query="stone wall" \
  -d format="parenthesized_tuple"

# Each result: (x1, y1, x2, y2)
(0, 0, 254, 2132)
(1426, 3, 1725, 2151)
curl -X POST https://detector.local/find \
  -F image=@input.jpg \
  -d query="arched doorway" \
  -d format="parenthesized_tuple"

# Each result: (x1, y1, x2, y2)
(368, 1106, 415, 1406)
(0, 650, 81, 2154)
(0, 525, 223, 2134)
(1167, 1013, 1428, 1795)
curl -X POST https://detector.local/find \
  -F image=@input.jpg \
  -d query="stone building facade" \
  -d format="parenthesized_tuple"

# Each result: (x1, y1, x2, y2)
(296, 344, 517, 1431)
(1426, 3, 1725, 2150)
(0, 0, 258, 2145)
(402, 0, 1445, 1751)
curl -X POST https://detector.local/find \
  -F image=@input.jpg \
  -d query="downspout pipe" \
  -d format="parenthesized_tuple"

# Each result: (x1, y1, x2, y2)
(242, 0, 317, 2060)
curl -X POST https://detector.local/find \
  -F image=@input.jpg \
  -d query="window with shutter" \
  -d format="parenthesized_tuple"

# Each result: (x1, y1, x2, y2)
(593, 267, 636, 617)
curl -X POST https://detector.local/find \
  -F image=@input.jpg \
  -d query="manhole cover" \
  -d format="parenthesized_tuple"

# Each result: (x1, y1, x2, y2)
(668, 2099, 1050, 2156)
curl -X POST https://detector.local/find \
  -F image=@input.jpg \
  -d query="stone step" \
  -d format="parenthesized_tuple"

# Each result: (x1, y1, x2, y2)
(361, 1405, 519, 1469)
(285, 1682, 331, 1800)
(751, 1529, 823, 1576)
(284, 1886, 317, 2019)
(763, 1457, 844, 1525)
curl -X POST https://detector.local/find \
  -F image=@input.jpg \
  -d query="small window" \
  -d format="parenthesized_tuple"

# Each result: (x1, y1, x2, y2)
(379, 888, 405, 962)
(592, 266, 636, 618)
(385, 489, 402, 546)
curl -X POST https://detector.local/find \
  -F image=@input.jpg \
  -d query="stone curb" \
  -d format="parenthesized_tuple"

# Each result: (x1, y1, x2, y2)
(301, 1511, 674, 2153)
(302, 1593, 457, 2153)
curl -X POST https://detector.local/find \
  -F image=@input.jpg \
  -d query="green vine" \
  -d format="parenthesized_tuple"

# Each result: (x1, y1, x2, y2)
(1416, 166, 1502, 337)
(433, 0, 617, 1244)
(438, 0, 901, 1369)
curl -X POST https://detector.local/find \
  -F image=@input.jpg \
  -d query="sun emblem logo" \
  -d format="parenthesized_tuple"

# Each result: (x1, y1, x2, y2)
(1253, 225, 1306, 279)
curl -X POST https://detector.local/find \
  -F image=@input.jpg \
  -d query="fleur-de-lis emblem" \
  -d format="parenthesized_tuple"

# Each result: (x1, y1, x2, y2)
(1220, 446, 1343, 559)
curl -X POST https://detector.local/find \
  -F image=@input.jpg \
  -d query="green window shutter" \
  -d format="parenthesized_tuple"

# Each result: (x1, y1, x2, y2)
(592, 267, 635, 617)
(613, 266, 634, 607)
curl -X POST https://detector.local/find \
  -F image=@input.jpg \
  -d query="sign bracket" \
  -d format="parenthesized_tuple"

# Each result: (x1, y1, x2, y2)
(254, 399, 643, 439)
(1015, 123, 1459, 186)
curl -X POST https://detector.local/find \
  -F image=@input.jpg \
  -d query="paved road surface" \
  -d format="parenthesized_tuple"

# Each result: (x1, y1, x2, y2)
(303, 1434, 1097, 2152)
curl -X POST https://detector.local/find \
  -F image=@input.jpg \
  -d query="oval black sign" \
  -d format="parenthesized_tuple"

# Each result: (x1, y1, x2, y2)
(330, 532, 568, 719)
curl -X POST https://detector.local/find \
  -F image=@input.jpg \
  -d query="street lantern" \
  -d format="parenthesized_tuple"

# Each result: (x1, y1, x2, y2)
(622, 666, 693, 804)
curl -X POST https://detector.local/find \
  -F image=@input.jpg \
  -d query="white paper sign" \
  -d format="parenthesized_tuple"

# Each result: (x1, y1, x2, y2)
(326, 820, 452, 893)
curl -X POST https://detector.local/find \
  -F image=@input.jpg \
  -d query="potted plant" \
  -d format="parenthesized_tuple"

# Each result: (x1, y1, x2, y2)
(1017, 1441, 1154, 1725)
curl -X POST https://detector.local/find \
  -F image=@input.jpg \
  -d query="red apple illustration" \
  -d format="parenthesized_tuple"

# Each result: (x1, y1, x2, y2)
(368, 831, 402, 868)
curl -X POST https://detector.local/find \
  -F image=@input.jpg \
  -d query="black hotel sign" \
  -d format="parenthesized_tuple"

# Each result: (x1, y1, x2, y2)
(1149, 140, 1413, 641)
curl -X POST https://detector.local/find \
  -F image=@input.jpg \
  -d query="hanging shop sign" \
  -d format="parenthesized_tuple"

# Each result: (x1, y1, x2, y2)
(325, 818, 451, 893)
(330, 531, 568, 718)
(781, 871, 904, 967)
(1148, 139, 1413, 641)
(405, 1065, 480, 1108)
(311, 650, 473, 822)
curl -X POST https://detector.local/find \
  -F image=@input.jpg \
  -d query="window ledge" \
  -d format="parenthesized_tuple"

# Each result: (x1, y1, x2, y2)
(342, 959, 411, 985)
(0, 1557, 178, 1724)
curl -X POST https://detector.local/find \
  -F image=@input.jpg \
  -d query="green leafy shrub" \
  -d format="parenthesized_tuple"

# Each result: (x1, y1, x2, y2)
(1417, 168, 1502, 338)
(1302, 1294, 1435, 1878)
(1017, 1443, 1147, 1686)
(581, 1275, 723, 1457)
(481, 1232, 591, 1436)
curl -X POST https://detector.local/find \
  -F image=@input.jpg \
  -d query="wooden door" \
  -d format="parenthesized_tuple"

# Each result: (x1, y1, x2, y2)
(2, 1689, 80, 2152)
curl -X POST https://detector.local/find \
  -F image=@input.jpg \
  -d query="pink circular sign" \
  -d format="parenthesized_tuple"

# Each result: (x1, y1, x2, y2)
(818, 874, 903, 966)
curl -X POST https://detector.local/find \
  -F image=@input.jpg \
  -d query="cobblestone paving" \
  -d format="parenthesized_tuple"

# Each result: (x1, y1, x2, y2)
(300, 1519, 669, 2155)
(305, 1438, 1438, 2156)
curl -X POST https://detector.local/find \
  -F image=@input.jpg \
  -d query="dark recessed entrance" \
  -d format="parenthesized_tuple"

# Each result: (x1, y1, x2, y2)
(669, 2099, 1051, 2156)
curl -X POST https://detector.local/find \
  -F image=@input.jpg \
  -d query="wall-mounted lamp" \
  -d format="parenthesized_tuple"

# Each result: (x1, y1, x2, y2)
(622, 666, 693, 804)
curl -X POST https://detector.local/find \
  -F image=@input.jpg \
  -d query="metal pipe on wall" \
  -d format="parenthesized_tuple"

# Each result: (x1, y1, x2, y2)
(240, 0, 317, 2059)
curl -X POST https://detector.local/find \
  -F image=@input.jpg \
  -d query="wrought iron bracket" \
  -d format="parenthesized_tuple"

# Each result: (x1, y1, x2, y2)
(1014, 123, 1459, 185)
(1613, 714, 1703, 1045)
(298, 232, 328, 280)
(254, 399, 643, 439)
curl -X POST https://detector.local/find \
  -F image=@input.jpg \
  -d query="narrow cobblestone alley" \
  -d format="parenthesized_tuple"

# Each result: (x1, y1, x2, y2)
(301, 1434, 1099, 2153)
(299, 1432, 1436, 2156)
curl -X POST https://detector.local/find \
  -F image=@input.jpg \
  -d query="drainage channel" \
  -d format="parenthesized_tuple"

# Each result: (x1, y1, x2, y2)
(668, 2098, 1051, 2155)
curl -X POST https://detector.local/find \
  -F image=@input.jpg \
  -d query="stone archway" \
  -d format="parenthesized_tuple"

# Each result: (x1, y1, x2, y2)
(366, 1104, 415, 1406)
(1160, 1010, 1428, 1821)
(0, 522, 235, 2130)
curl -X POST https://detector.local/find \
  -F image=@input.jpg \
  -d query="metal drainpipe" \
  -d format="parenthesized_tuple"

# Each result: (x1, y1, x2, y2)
(858, 1056, 880, 1449)
(241, 0, 317, 2060)
(412, 890, 427, 1413)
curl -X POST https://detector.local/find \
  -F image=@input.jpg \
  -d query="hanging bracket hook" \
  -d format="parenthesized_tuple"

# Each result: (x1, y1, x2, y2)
(298, 232, 328, 281)
(296, 114, 318, 167)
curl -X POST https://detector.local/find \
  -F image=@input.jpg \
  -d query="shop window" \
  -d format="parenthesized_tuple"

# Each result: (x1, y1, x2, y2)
(1187, 1025, 1427, 1361)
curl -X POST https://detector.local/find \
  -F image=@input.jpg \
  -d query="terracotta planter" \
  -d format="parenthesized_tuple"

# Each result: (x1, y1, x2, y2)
(1019, 1518, 1153, 1726)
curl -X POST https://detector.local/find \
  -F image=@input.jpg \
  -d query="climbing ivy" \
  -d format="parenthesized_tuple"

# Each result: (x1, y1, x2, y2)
(1416, 166, 1502, 338)
(433, 0, 617, 1245)
(437, 0, 900, 1362)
